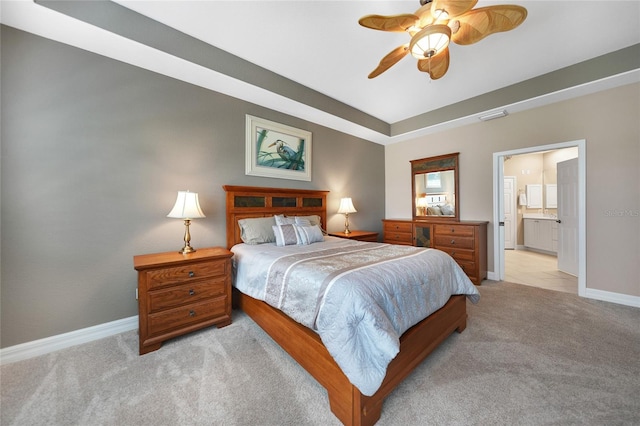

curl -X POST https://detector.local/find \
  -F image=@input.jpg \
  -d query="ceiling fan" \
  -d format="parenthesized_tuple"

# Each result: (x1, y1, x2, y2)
(358, 0, 527, 80)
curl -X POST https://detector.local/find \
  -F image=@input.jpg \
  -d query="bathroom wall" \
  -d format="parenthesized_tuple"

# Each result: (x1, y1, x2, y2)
(505, 147, 578, 246)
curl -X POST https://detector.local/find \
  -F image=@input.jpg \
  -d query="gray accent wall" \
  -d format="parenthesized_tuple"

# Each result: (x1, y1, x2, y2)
(1, 26, 384, 348)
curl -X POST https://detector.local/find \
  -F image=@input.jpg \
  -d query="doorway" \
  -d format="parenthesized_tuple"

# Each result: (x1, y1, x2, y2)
(493, 140, 586, 296)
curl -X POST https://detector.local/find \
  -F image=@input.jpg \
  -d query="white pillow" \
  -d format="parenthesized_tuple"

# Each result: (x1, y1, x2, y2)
(295, 215, 321, 227)
(295, 224, 324, 245)
(273, 224, 300, 246)
(294, 217, 312, 227)
(274, 214, 295, 225)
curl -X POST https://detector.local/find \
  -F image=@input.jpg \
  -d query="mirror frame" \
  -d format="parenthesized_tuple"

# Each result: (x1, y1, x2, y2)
(411, 152, 460, 221)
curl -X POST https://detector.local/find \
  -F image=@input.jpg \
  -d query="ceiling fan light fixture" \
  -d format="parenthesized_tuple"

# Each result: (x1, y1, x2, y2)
(433, 9, 449, 22)
(409, 24, 451, 59)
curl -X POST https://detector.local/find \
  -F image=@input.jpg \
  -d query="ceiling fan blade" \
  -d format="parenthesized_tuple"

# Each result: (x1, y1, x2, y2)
(417, 47, 450, 80)
(358, 14, 419, 32)
(451, 6, 528, 45)
(368, 45, 410, 78)
(414, 3, 434, 28)
(431, 0, 478, 20)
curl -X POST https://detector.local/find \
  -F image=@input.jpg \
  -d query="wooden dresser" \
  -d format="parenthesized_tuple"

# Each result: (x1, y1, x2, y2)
(133, 247, 233, 355)
(383, 219, 488, 285)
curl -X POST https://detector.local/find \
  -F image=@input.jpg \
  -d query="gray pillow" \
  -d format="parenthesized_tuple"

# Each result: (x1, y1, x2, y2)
(238, 216, 276, 244)
(273, 224, 300, 246)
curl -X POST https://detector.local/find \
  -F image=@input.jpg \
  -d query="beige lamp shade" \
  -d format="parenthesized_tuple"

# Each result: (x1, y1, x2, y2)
(337, 197, 357, 214)
(167, 191, 206, 219)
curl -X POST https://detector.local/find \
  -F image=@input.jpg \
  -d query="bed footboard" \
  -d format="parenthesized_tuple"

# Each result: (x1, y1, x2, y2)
(234, 289, 467, 426)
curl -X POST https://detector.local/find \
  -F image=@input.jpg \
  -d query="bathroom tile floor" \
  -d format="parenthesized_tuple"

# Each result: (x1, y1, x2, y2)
(505, 249, 578, 294)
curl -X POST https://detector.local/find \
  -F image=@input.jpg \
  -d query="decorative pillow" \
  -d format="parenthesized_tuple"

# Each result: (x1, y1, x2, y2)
(295, 224, 324, 245)
(293, 215, 321, 227)
(272, 224, 300, 246)
(427, 206, 442, 216)
(440, 203, 454, 216)
(238, 216, 276, 244)
(274, 214, 296, 226)
(294, 217, 312, 227)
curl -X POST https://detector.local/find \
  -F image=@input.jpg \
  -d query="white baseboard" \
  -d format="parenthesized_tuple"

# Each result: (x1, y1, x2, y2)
(584, 288, 640, 308)
(484, 273, 639, 308)
(0, 316, 138, 365)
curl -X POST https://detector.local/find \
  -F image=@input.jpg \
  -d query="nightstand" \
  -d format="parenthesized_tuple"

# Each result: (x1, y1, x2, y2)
(329, 230, 379, 242)
(133, 247, 233, 355)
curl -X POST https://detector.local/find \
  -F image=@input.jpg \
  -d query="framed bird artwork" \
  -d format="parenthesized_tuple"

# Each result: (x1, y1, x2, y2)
(245, 115, 312, 181)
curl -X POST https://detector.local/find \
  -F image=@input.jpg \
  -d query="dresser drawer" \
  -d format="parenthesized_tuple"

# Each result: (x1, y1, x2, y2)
(148, 276, 227, 313)
(456, 260, 477, 281)
(437, 247, 475, 262)
(147, 261, 226, 289)
(148, 296, 228, 336)
(384, 221, 413, 233)
(384, 232, 413, 245)
(434, 235, 474, 250)
(383, 221, 413, 245)
(434, 224, 475, 237)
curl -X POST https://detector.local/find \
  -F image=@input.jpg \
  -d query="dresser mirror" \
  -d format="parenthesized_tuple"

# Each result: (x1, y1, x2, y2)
(411, 152, 459, 221)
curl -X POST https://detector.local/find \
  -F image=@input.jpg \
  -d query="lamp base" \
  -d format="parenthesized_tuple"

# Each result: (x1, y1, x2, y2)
(343, 214, 351, 234)
(178, 219, 196, 254)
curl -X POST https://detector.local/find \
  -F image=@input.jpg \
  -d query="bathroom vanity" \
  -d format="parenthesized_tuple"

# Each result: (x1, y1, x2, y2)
(523, 214, 558, 254)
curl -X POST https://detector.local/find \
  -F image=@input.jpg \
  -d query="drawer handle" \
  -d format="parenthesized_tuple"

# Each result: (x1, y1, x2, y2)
(451, 239, 456, 244)
(189, 310, 196, 317)
(188, 271, 195, 278)
(189, 289, 195, 296)
(451, 251, 456, 256)
(451, 228, 455, 233)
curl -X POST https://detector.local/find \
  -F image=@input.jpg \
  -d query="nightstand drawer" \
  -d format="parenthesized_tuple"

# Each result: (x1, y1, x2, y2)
(148, 276, 227, 312)
(148, 296, 228, 336)
(147, 261, 226, 289)
(434, 235, 474, 250)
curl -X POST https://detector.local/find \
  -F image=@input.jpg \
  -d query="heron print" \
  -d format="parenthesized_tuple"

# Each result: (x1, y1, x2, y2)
(256, 126, 306, 171)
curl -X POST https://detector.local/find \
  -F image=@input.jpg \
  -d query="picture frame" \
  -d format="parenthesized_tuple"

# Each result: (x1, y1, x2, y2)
(245, 115, 312, 181)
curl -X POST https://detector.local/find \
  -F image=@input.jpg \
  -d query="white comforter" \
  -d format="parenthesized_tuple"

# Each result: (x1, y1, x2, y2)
(231, 237, 479, 396)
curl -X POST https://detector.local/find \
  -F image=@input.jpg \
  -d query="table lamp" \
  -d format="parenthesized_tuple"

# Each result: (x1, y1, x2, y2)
(337, 197, 357, 234)
(167, 190, 206, 254)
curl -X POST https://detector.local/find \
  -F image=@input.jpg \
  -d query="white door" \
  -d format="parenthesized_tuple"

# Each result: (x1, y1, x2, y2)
(503, 176, 516, 249)
(557, 158, 579, 275)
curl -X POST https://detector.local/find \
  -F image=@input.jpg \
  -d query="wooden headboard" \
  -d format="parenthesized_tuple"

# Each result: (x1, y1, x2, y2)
(222, 185, 329, 249)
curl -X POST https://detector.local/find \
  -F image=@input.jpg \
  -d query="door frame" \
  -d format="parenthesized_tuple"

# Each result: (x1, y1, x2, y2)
(492, 139, 586, 296)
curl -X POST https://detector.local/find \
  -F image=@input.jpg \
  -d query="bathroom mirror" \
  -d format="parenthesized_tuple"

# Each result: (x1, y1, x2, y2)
(411, 152, 459, 221)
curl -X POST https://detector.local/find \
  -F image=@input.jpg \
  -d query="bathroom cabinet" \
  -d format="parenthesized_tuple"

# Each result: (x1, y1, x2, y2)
(524, 218, 558, 254)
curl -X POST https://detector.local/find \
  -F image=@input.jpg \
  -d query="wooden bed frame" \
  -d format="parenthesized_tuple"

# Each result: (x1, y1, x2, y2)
(223, 185, 468, 426)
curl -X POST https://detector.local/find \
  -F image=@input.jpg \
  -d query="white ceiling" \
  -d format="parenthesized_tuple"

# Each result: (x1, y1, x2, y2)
(2, 0, 640, 144)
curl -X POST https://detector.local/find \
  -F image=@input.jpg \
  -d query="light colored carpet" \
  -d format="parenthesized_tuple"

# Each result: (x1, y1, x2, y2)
(2, 281, 639, 425)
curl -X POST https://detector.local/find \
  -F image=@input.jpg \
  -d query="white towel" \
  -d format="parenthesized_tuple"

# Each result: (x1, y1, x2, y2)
(518, 193, 527, 206)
